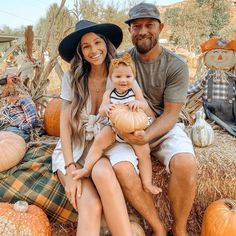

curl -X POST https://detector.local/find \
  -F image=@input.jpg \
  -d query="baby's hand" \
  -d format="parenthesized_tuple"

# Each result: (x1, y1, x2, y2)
(128, 100, 140, 111)
(134, 130, 145, 138)
(104, 104, 116, 117)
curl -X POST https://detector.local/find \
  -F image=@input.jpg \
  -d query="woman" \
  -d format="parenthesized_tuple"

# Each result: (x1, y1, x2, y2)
(52, 20, 135, 236)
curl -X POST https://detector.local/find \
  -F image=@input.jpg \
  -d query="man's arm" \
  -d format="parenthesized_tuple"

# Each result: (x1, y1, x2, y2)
(132, 85, 155, 117)
(119, 101, 183, 145)
(146, 101, 183, 142)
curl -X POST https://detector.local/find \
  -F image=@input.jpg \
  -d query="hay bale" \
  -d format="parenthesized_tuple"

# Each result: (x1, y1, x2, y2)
(51, 127, 236, 236)
(151, 128, 236, 236)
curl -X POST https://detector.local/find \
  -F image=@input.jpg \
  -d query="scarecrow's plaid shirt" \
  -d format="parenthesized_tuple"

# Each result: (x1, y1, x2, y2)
(188, 70, 236, 100)
(3, 96, 41, 132)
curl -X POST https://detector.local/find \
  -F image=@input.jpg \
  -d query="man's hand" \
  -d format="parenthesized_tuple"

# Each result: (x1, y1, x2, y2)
(116, 128, 148, 145)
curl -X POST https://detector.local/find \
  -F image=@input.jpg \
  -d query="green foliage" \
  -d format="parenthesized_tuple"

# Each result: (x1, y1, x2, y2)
(67, 0, 133, 51)
(196, 0, 231, 37)
(164, 2, 210, 52)
(35, 3, 76, 54)
(0, 25, 25, 36)
(78, 0, 104, 22)
(164, 0, 233, 52)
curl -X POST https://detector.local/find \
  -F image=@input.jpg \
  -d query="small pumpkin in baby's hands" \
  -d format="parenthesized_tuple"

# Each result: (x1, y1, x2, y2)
(190, 110, 214, 147)
(110, 104, 148, 133)
(0, 201, 51, 235)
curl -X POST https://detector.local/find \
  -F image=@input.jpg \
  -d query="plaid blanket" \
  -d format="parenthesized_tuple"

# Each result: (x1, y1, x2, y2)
(0, 142, 78, 223)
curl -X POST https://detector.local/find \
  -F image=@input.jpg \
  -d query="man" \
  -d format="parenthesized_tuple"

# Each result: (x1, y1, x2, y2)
(113, 3, 197, 236)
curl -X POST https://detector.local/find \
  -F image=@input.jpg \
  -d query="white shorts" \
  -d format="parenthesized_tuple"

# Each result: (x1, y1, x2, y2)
(105, 142, 139, 173)
(150, 123, 195, 173)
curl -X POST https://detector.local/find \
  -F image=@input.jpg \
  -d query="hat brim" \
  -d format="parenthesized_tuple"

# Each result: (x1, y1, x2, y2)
(58, 23, 123, 63)
(125, 16, 161, 25)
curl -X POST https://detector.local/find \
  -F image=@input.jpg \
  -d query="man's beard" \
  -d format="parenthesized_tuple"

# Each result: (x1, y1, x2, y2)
(132, 36, 158, 54)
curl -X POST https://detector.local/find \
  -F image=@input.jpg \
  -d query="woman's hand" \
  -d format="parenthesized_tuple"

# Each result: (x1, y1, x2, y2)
(71, 166, 90, 180)
(64, 173, 82, 211)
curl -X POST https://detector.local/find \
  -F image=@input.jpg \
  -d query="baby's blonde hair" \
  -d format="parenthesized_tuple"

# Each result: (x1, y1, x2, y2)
(109, 53, 136, 79)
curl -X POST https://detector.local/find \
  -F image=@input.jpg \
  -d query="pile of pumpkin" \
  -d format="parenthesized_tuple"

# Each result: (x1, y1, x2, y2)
(1, 98, 236, 235)
(0, 201, 51, 235)
(0, 199, 235, 235)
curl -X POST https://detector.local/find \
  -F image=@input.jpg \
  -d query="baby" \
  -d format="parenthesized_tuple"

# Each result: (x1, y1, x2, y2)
(72, 53, 161, 195)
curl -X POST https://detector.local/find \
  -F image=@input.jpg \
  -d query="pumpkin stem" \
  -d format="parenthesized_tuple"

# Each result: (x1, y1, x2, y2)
(224, 198, 236, 212)
(13, 201, 29, 213)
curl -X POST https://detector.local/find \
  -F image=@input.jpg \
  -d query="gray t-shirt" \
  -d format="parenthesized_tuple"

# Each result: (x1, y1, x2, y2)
(127, 47, 189, 116)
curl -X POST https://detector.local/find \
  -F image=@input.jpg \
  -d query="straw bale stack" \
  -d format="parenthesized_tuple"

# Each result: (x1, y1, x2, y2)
(151, 128, 236, 236)
(51, 126, 235, 236)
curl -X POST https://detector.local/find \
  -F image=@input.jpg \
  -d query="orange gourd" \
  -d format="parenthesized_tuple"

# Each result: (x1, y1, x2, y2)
(0, 201, 51, 235)
(0, 131, 27, 172)
(44, 98, 61, 137)
(201, 198, 236, 236)
(110, 104, 148, 133)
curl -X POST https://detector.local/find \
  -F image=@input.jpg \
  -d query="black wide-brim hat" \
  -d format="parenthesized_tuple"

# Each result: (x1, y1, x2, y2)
(59, 20, 123, 62)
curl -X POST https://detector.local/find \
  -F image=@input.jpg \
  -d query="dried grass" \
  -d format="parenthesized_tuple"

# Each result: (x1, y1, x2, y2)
(152, 127, 236, 236)
(51, 127, 236, 236)
(51, 222, 77, 236)
(52, 127, 236, 236)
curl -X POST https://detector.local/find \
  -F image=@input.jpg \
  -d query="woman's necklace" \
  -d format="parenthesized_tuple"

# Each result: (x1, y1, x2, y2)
(89, 77, 106, 93)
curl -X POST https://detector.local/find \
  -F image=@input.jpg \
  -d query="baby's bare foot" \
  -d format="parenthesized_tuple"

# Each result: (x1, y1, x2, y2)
(143, 183, 162, 195)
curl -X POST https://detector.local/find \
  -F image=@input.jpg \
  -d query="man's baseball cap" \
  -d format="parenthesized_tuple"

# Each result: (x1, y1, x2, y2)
(125, 3, 161, 25)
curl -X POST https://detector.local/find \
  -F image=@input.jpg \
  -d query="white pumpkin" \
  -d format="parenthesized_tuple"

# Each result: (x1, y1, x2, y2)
(191, 110, 214, 147)
(0, 131, 27, 172)
(100, 213, 145, 235)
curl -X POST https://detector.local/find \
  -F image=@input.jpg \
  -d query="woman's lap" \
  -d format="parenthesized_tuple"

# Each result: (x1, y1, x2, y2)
(78, 178, 102, 211)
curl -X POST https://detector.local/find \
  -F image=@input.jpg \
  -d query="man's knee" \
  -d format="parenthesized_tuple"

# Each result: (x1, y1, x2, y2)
(113, 162, 141, 191)
(170, 153, 197, 181)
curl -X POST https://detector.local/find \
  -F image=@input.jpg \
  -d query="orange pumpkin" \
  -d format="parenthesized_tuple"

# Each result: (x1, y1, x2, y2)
(201, 198, 236, 236)
(44, 98, 61, 137)
(110, 104, 148, 133)
(0, 131, 27, 172)
(0, 201, 51, 235)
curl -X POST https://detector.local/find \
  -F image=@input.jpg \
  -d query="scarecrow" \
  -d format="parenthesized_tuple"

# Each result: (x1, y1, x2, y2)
(0, 75, 42, 142)
(188, 37, 236, 136)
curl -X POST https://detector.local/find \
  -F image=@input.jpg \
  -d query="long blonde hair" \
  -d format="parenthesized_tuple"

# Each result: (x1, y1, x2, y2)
(69, 34, 116, 142)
